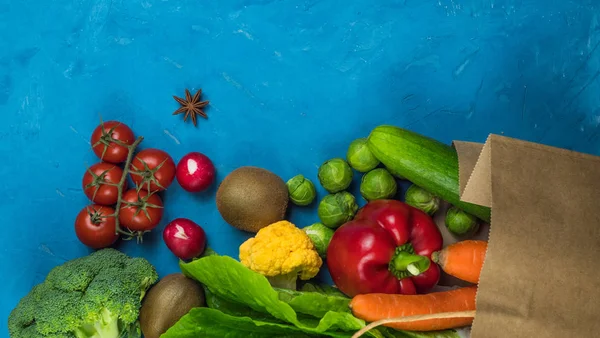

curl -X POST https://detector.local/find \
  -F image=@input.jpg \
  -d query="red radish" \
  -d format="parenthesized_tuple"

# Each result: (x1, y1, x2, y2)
(176, 152, 216, 193)
(163, 218, 207, 260)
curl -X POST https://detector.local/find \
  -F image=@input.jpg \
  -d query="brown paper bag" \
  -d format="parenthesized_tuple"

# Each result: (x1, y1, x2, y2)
(453, 135, 600, 338)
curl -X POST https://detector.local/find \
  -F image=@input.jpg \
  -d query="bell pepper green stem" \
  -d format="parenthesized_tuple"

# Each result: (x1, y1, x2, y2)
(388, 243, 431, 279)
(392, 251, 430, 275)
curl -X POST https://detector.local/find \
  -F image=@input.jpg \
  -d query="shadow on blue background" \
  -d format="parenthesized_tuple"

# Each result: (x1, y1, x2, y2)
(1, 0, 599, 334)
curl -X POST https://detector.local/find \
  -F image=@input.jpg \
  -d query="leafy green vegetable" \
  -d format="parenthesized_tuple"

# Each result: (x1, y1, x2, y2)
(171, 254, 461, 338)
(276, 287, 461, 338)
(205, 287, 374, 338)
(180, 255, 366, 335)
(161, 307, 315, 338)
(204, 287, 266, 318)
(275, 288, 351, 317)
(207, 281, 351, 321)
(180, 291, 461, 338)
(300, 283, 347, 298)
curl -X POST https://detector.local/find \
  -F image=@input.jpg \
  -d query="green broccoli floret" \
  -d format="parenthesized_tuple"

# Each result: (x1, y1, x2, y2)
(8, 248, 158, 338)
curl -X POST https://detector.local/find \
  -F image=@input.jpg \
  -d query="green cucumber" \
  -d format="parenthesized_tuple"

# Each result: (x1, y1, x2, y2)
(367, 125, 491, 222)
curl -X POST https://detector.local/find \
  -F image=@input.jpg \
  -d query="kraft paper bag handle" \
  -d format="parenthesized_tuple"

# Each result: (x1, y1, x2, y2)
(453, 134, 600, 338)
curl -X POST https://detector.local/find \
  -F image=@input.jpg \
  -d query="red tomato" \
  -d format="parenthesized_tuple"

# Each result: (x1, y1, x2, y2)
(75, 205, 119, 249)
(119, 189, 164, 231)
(91, 121, 135, 164)
(82, 162, 125, 205)
(130, 148, 176, 192)
(176, 152, 216, 193)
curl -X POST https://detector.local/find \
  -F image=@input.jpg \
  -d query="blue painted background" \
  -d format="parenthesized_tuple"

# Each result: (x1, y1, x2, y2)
(2, 0, 600, 334)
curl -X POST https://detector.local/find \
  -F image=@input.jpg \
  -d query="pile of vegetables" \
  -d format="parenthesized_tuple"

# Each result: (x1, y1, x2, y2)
(255, 124, 493, 335)
(78, 120, 175, 247)
(76, 119, 215, 260)
(367, 125, 490, 226)
(160, 251, 464, 338)
(9, 122, 494, 338)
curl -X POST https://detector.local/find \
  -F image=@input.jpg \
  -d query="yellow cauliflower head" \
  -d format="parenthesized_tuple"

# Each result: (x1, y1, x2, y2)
(239, 220, 323, 289)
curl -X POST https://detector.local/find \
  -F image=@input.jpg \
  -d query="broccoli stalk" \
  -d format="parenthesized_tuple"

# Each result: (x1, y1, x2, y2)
(74, 309, 119, 338)
(8, 249, 158, 338)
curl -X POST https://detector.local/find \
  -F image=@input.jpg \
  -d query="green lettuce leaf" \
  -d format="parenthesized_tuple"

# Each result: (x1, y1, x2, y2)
(205, 287, 269, 318)
(275, 288, 352, 317)
(273, 288, 459, 338)
(180, 255, 366, 334)
(300, 283, 348, 298)
(205, 286, 389, 338)
(177, 255, 461, 338)
(204, 289, 382, 338)
(161, 307, 314, 338)
(161, 305, 459, 338)
(205, 283, 351, 319)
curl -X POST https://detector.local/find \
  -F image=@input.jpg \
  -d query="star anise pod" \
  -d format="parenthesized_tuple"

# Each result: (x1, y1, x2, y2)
(172, 89, 209, 126)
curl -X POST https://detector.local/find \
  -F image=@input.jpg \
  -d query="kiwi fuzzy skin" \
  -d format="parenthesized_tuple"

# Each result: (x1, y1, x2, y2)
(139, 273, 206, 338)
(216, 166, 289, 233)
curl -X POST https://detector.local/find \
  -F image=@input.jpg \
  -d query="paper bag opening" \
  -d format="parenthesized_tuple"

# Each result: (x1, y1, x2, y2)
(454, 135, 600, 338)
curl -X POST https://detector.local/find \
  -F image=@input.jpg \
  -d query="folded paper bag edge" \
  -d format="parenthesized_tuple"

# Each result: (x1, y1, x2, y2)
(453, 138, 492, 208)
(452, 141, 483, 195)
(453, 134, 600, 338)
(454, 135, 600, 204)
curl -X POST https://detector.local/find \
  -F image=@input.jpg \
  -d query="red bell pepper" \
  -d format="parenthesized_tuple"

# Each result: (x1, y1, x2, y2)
(327, 199, 443, 297)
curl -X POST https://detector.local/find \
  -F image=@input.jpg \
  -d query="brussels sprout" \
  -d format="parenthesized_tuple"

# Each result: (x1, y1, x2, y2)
(317, 192, 358, 229)
(317, 158, 353, 193)
(346, 138, 380, 172)
(302, 222, 334, 258)
(360, 168, 397, 201)
(405, 184, 440, 216)
(445, 206, 480, 237)
(286, 174, 317, 206)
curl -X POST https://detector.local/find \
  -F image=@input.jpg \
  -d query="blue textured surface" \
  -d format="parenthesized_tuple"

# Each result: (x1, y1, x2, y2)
(2, 0, 600, 334)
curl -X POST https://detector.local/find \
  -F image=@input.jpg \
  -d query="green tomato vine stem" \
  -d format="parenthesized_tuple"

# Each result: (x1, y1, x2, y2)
(113, 136, 144, 235)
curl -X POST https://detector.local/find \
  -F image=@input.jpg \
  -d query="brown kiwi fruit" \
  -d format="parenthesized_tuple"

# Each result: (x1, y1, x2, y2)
(216, 166, 289, 233)
(139, 273, 205, 338)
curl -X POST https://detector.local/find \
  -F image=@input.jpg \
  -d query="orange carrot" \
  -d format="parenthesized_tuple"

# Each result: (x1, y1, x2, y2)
(432, 240, 488, 284)
(349, 286, 477, 333)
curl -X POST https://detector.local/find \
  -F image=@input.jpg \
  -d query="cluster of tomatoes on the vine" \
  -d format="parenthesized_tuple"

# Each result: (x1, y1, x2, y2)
(75, 120, 215, 251)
